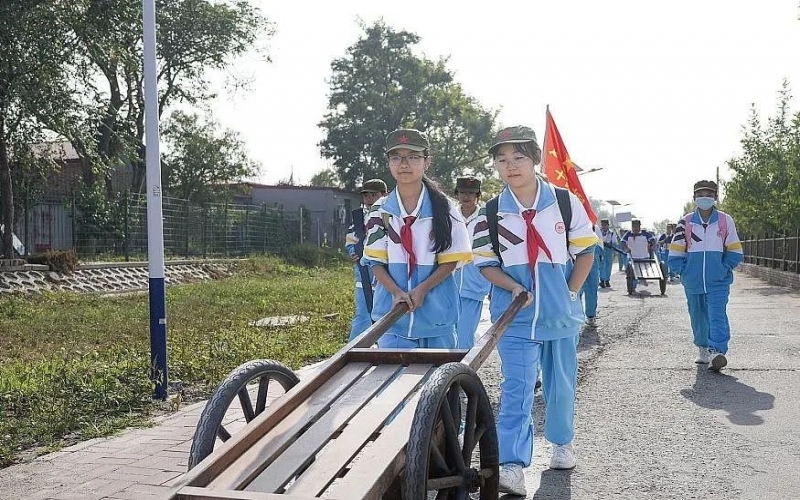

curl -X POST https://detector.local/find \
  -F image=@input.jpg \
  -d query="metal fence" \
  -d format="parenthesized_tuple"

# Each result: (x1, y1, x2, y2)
(11, 193, 347, 259)
(741, 230, 800, 274)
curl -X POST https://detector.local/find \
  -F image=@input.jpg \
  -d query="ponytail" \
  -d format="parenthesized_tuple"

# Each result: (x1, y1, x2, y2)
(422, 175, 453, 253)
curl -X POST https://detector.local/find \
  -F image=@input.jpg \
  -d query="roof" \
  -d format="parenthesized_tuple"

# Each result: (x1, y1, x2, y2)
(233, 182, 359, 196)
(29, 141, 80, 161)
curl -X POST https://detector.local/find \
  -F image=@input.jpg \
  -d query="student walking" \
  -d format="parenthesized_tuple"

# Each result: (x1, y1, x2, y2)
(581, 225, 603, 326)
(472, 126, 597, 496)
(344, 179, 388, 340)
(658, 223, 678, 282)
(361, 128, 473, 348)
(668, 180, 743, 371)
(621, 220, 656, 291)
(453, 176, 491, 348)
(598, 218, 617, 288)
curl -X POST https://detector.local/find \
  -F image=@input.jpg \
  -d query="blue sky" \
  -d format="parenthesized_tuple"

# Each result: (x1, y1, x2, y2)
(205, 0, 800, 226)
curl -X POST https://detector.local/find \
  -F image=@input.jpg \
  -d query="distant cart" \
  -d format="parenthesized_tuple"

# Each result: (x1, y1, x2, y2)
(626, 253, 668, 295)
(163, 296, 526, 500)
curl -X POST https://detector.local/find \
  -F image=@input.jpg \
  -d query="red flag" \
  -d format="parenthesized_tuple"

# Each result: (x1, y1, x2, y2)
(542, 108, 598, 224)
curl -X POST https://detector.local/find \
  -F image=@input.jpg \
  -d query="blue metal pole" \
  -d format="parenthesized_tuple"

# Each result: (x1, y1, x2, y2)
(142, 0, 168, 400)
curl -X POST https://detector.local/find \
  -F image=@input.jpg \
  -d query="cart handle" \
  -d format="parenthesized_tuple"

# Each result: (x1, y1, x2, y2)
(350, 302, 410, 348)
(461, 293, 528, 371)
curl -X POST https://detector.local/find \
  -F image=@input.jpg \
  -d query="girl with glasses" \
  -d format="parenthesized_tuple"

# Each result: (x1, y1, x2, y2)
(472, 125, 598, 495)
(361, 128, 473, 348)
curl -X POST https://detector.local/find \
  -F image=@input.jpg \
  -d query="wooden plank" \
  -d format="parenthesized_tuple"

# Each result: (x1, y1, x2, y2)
(243, 364, 402, 493)
(176, 486, 339, 499)
(209, 363, 372, 490)
(461, 294, 527, 371)
(346, 348, 466, 366)
(285, 364, 433, 497)
(169, 304, 408, 494)
(322, 391, 423, 500)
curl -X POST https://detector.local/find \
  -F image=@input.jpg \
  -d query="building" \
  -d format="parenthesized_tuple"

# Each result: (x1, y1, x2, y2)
(230, 183, 362, 248)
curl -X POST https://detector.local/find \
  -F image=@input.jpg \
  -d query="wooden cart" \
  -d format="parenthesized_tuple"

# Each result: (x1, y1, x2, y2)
(625, 253, 668, 295)
(163, 296, 526, 500)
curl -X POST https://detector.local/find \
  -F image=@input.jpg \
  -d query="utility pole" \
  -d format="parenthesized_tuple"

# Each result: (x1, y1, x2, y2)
(142, 0, 168, 400)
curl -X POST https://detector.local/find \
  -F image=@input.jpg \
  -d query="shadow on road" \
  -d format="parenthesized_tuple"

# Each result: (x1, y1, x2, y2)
(531, 468, 573, 499)
(680, 366, 775, 425)
(577, 325, 599, 352)
(740, 286, 800, 298)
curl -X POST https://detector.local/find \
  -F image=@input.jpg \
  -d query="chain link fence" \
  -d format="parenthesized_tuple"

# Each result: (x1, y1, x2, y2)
(11, 192, 340, 260)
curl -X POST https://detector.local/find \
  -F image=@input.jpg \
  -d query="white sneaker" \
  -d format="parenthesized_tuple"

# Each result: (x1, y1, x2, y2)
(549, 443, 576, 470)
(709, 351, 727, 371)
(694, 347, 710, 364)
(498, 463, 526, 496)
(586, 316, 597, 327)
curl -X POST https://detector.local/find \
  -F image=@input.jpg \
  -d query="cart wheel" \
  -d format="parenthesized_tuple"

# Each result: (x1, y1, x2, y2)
(659, 262, 668, 295)
(187, 359, 299, 470)
(625, 264, 635, 295)
(403, 362, 498, 500)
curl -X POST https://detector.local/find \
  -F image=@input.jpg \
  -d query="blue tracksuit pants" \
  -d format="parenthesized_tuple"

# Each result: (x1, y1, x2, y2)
(685, 289, 731, 354)
(348, 285, 372, 341)
(581, 258, 600, 318)
(377, 331, 457, 349)
(618, 252, 628, 271)
(658, 249, 675, 279)
(600, 246, 614, 282)
(496, 330, 579, 466)
(456, 297, 483, 349)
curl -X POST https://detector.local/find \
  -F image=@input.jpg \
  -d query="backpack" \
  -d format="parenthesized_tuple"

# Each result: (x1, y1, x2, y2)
(486, 184, 573, 264)
(684, 210, 728, 251)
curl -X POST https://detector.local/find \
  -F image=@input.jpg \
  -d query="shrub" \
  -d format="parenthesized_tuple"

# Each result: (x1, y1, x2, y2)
(25, 250, 79, 274)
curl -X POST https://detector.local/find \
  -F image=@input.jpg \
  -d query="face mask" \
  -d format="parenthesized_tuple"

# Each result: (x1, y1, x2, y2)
(695, 197, 715, 210)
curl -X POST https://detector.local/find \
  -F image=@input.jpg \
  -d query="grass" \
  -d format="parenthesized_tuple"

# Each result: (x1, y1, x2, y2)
(0, 255, 354, 467)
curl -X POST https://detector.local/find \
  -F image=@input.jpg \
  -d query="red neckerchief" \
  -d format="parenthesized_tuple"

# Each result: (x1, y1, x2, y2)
(400, 215, 417, 276)
(521, 209, 554, 284)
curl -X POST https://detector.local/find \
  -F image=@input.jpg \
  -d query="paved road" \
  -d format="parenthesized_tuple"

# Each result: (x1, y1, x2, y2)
(508, 271, 800, 500)
(0, 270, 797, 499)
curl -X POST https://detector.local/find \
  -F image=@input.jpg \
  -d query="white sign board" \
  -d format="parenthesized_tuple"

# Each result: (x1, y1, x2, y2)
(615, 212, 632, 223)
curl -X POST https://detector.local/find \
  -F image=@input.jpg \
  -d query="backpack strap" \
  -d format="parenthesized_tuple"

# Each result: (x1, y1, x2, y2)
(485, 184, 573, 264)
(486, 196, 502, 265)
(684, 213, 694, 250)
(553, 186, 572, 248)
(717, 210, 729, 244)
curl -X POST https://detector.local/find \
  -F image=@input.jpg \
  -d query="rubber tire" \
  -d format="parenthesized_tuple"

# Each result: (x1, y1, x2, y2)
(187, 359, 299, 470)
(402, 362, 499, 500)
(659, 262, 668, 295)
(625, 263, 635, 295)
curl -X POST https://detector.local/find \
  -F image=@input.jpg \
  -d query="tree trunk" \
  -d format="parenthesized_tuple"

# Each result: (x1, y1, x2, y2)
(0, 130, 15, 259)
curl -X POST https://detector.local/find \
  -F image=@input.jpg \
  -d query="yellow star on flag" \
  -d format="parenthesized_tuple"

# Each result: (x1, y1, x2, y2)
(564, 157, 575, 170)
(549, 149, 558, 158)
(556, 170, 566, 181)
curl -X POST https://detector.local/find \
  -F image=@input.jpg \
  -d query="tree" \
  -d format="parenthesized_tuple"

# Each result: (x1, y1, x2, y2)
(161, 111, 258, 203)
(67, 0, 272, 195)
(0, 1, 76, 258)
(724, 81, 800, 237)
(309, 168, 341, 188)
(319, 21, 497, 190)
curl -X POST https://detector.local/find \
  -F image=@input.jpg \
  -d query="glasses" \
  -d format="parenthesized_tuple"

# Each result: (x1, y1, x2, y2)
(388, 154, 426, 166)
(493, 154, 531, 168)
